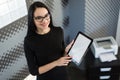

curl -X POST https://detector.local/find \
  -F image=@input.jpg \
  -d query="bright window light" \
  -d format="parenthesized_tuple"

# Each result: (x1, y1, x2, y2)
(0, 0, 27, 29)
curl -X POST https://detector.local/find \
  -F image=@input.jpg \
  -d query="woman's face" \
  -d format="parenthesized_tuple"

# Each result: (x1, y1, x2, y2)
(33, 7, 50, 31)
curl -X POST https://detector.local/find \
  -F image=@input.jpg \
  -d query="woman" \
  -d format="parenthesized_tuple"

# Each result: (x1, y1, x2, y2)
(24, 1, 73, 80)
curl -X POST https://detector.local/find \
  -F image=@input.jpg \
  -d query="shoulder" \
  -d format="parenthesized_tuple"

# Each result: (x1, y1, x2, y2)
(24, 36, 35, 46)
(52, 27, 63, 33)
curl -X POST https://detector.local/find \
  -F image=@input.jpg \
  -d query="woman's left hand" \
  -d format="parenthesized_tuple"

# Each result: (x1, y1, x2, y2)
(64, 40, 74, 55)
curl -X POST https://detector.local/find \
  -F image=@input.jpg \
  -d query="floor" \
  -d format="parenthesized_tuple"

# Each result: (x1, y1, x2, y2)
(24, 74, 36, 80)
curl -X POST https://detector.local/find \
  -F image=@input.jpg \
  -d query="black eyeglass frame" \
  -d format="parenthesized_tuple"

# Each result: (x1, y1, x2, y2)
(34, 13, 50, 22)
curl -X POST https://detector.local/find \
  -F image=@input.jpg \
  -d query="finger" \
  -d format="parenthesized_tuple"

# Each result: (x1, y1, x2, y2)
(63, 63, 68, 66)
(68, 40, 74, 46)
(63, 64, 68, 66)
(66, 60, 72, 62)
(64, 56, 72, 60)
(70, 40, 74, 44)
(64, 60, 71, 65)
(64, 54, 68, 57)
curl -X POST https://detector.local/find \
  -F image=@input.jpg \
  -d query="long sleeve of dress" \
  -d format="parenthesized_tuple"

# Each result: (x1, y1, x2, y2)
(24, 38, 39, 75)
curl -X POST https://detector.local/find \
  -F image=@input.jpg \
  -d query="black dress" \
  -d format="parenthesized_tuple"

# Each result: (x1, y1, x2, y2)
(24, 27, 69, 80)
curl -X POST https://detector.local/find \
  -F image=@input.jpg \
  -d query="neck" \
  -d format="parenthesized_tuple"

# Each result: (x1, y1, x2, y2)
(36, 27, 50, 35)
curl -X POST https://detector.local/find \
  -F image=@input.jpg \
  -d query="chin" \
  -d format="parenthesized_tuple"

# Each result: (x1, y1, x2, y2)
(44, 25, 49, 28)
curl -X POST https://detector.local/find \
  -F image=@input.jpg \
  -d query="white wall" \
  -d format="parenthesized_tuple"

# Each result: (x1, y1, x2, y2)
(116, 9, 120, 46)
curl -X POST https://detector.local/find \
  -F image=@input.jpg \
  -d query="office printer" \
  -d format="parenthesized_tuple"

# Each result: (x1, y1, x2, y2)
(91, 36, 118, 58)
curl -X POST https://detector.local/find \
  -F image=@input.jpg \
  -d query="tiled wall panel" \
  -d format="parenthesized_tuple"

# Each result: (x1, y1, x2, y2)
(0, 16, 29, 79)
(0, 0, 32, 79)
(84, 0, 120, 38)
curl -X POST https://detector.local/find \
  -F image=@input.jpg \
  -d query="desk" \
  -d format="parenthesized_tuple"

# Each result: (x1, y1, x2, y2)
(86, 49, 120, 80)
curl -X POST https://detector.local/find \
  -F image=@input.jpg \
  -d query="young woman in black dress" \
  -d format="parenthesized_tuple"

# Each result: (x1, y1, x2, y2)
(24, 1, 73, 80)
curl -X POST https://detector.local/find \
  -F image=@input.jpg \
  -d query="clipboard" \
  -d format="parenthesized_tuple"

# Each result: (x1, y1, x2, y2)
(67, 32, 93, 65)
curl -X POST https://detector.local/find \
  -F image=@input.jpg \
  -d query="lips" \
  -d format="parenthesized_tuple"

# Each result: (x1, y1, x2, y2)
(41, 23, 47, 27)
(39, 23, 48, 28)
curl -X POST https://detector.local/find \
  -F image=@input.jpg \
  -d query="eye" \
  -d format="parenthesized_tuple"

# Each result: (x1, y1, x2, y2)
(45, 13, 50, 17)
(34, 16, 42, 20)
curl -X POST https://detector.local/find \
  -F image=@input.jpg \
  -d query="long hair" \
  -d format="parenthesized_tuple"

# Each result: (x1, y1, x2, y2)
(27, 1, 54, 36)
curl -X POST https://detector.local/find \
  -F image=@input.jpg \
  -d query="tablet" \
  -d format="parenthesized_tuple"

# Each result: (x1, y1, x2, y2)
(68, 32, 93, 65)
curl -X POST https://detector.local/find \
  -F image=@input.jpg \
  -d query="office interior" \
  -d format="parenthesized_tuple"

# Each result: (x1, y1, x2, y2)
(0, 0, 120, 80)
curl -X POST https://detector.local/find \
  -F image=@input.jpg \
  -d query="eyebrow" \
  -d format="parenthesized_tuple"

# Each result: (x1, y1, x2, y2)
(35, 13, 49, 18)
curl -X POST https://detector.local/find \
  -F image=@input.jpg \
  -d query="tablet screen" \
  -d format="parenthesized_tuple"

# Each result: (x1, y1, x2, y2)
(68, 32, 93, 65)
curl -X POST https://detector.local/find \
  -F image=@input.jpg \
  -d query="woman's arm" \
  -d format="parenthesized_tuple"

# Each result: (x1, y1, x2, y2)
(38, 56, 71, 74)
(24, 41, 71, 75)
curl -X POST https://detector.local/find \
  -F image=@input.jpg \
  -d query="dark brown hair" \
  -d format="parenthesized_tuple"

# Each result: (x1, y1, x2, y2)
(27, 1, 54, 36)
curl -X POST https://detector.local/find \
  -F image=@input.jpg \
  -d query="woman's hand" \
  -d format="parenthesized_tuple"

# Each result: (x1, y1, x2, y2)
(65, 40, 74, 55)
(55, 56, 72, 66)
(38, 56, 71, 74)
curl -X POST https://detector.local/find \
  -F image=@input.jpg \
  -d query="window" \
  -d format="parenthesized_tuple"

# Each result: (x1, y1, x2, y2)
(0, 0, 27, 29)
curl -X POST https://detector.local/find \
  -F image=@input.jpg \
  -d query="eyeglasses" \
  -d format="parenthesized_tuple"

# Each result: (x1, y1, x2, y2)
(34, 13, 50, 22)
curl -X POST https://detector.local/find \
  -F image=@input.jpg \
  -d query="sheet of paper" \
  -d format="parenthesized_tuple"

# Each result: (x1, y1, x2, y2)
(99, 52, 117, 62)
(100, 76, 110, 79)
(68, 32, 92, 65)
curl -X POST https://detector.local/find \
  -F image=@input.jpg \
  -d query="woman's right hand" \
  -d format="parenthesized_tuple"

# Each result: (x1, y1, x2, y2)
(55, 56, 72, 66)
(65, 40, 74, 55)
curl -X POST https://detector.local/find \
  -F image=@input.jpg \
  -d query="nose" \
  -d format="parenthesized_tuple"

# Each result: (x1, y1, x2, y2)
(41, 17, 48, 22)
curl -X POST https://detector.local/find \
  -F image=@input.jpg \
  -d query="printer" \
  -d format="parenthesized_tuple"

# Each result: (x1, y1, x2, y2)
(91, 36, 118, 58)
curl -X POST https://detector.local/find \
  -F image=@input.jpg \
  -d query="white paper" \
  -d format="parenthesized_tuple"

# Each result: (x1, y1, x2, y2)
(100, 67, 111, 72)
(99, 52, 117, 62)
(68, 33, 92, 65)
(100, 76, 110, 79)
